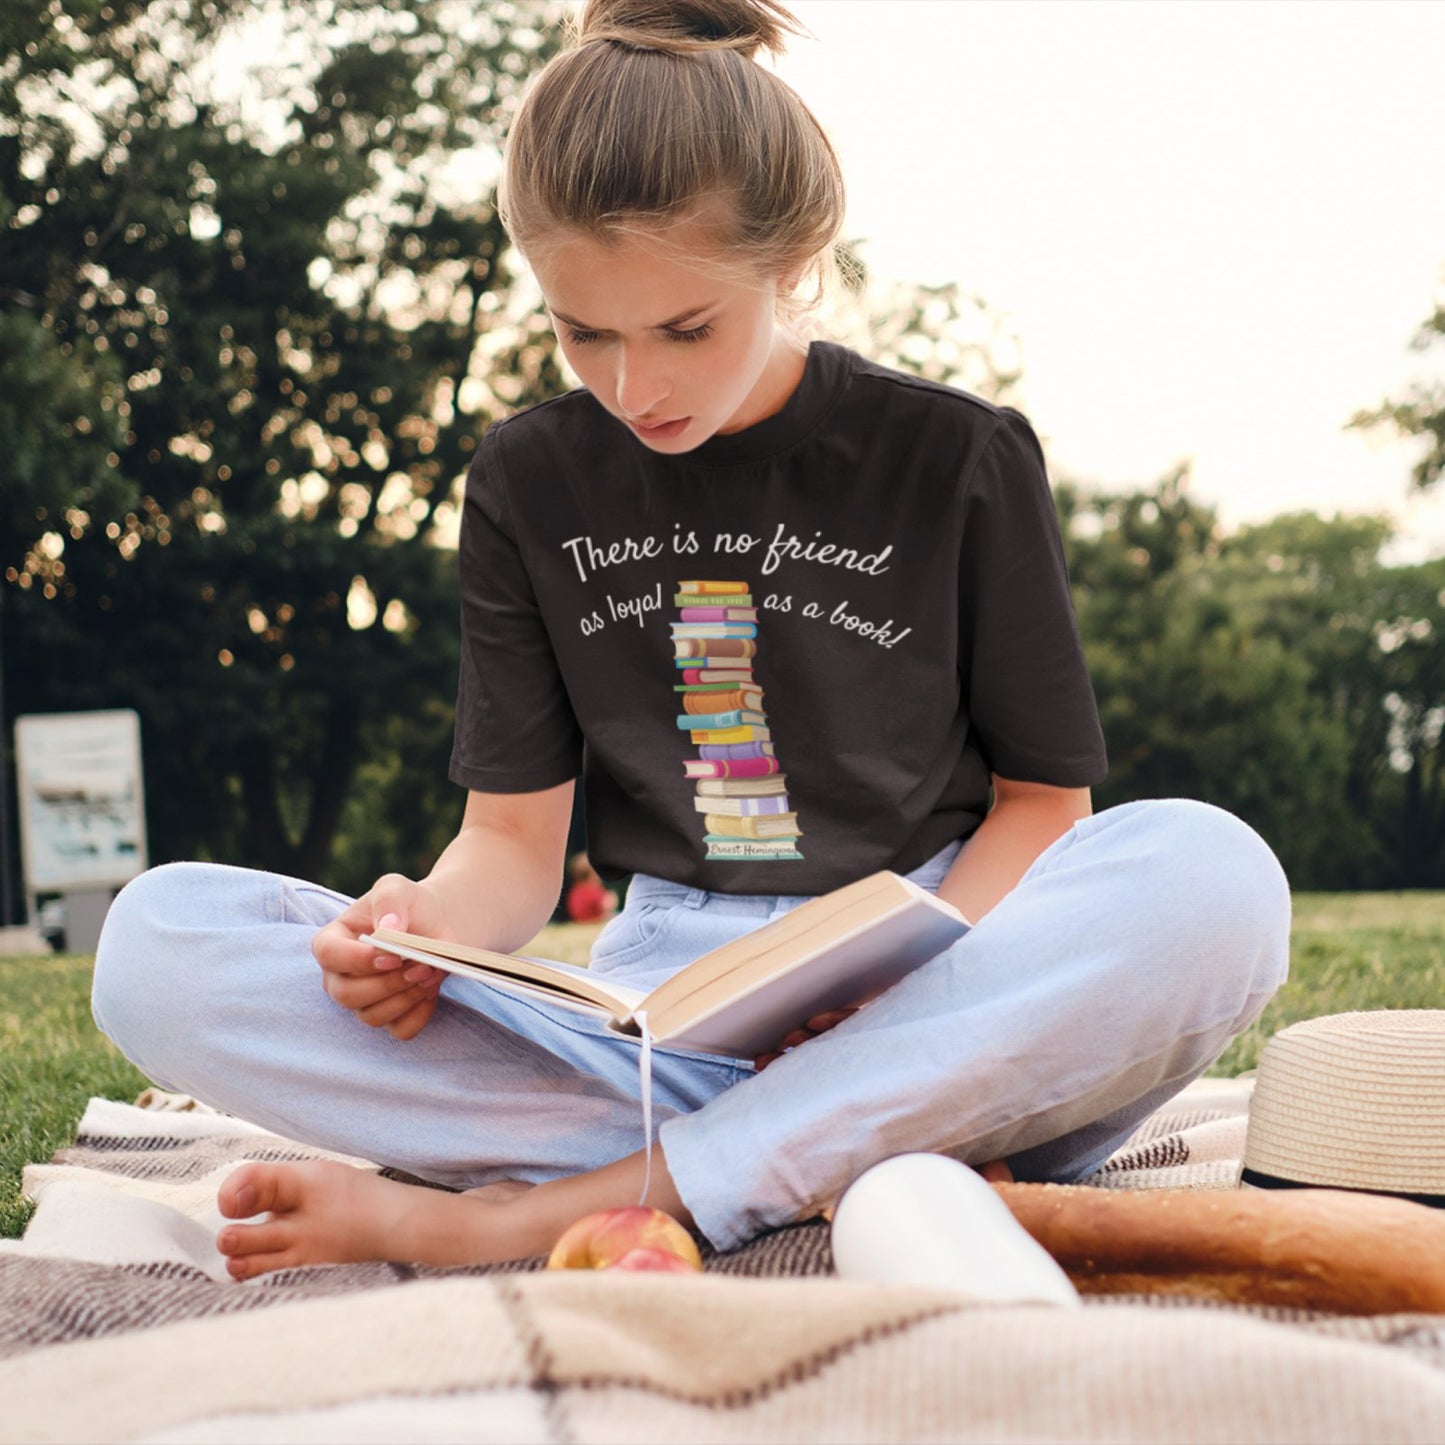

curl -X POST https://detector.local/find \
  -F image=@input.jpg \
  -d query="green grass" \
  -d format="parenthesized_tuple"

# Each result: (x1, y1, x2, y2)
(2, 901, 1442, 1240)
(0, 952, 152, 1238)
(1210, 891, 1445, 1076)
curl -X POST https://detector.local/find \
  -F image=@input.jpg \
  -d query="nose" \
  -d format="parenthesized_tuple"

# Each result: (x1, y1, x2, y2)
(614, 344, 670, 420)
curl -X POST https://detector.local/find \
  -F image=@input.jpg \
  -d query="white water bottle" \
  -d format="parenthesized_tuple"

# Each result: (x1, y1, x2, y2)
(831, 1153, 1081, 1307)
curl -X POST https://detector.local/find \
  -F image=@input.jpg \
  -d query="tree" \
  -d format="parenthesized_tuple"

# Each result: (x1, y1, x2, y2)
(1351, 287, 1445, 490)
(1058, 470, 1445, 888)
(1, 1, 565, 897)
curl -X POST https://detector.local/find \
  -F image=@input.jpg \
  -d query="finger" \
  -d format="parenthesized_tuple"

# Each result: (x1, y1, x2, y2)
(357, 981, 437, 1029)
(314, 925, 396, 979)
(386, 992, 439, 1041)
(315, 886, 419, 973)
(778, 1028, 814, 1051)
(753, 1051, 781, 1072)
(804, 1006, 860, 1032)
(322, 969, 418, 1012)
(368, 912, 410, 971)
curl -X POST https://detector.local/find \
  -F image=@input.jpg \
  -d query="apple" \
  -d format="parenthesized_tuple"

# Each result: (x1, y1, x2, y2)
(608, 1246, 700, 1273)
(545, 1205, 703, 1272)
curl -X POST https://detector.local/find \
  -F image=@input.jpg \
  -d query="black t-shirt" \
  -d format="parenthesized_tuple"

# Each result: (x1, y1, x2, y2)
(450, 341, 1107, 894)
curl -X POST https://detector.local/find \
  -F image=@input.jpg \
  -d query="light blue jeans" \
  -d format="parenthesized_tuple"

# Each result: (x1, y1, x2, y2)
(91, 799, 1290, 1251)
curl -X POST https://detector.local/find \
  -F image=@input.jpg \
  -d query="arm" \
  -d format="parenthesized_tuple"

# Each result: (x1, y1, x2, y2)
(756, 775, 1091, 1068)
(313, 781, 575, 1040)
(936, 774, 1092, 924)
(423, 783, 576, 949)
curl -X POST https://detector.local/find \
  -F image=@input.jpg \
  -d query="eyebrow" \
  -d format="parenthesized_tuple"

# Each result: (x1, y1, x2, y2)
(550, 303, 718, 332)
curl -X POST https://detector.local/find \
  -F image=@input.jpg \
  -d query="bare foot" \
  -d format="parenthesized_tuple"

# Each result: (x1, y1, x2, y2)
(216, 1161, 535, 1280)
(217, 1144, 695, 1281)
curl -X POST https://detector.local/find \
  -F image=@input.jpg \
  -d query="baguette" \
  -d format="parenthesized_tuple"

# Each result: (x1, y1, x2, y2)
(994, 1181, 1445, 1314)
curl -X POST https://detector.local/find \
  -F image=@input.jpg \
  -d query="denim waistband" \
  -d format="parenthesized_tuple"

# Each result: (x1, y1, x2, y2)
(624, 840, 965, 917)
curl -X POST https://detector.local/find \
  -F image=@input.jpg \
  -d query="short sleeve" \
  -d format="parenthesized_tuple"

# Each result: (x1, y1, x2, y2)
(956, 410, 1108, 786)
(448, 430, 584, 792)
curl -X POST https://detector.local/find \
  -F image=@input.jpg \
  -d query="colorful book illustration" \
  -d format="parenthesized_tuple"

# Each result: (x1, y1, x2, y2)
(692, 795, 793, 816)
(704, 812, 801, 840)
(689, 726, 771, 744)
(673, 592, 754, 608)
(683, 756, 782, 779)
(672, 581, 803, 862)
(672, 623, 759, 639)
(694, 776, 788, 795)
(698, 742, 776, 761)
(676, 709, 768, 731)
(679, 607, 759, 622)
(701, 837, 808, 860)
(674, 638, 757, 659)
(679, 667, 755, 685)
(678, 688, 764, 714)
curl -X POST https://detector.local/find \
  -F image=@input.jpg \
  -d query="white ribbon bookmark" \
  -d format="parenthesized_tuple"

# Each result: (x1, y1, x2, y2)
(634, 1009, 655, 1206)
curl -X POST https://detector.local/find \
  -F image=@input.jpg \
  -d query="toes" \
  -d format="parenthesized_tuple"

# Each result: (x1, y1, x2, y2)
(225, 1248, 300, 1281)
(217, 1220, 299, 1260)
(218, 1163, 304, 1220)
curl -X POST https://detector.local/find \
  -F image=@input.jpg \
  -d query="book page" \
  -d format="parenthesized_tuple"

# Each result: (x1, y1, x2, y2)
(654, 902, 968, 1057)
(362, 929, 646, 1017)
(640, 873, 930, 1021)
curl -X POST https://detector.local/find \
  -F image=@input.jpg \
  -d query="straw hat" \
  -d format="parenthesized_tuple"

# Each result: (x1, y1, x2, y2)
(1242, 1010, 1445, 1205)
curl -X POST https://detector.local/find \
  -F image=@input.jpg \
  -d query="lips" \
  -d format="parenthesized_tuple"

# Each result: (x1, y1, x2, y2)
(629, 416, 690, 442)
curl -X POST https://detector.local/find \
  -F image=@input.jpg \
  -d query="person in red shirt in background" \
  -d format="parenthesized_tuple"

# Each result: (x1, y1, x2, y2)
(565, 853, 618, 925)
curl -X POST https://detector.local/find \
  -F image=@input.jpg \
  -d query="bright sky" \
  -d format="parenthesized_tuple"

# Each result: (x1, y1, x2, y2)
(773, 0, 1445, 560)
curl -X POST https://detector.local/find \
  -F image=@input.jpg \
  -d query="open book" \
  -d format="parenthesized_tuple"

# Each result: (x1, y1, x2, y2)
(362, 870, 970, 1059)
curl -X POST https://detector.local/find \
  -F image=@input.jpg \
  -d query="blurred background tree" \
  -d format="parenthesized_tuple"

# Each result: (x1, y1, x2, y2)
(1060, 478, 1444, 888)
(1, 0, 565, 896)
(1, 2, 1442, 911)
(1352, 292, 1445, 492)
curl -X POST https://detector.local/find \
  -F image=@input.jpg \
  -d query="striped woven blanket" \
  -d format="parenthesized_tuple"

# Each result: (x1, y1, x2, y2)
(2, 1079, 1443, 1443)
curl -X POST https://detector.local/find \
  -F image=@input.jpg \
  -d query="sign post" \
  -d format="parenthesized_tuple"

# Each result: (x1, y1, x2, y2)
(15, 710, 148, 953)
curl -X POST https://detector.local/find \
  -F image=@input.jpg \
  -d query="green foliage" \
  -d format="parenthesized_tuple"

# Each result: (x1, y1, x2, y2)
(1, 0, 566, 888)
(1060, 475, 1445, 888)
(1351, 293, 1445, 490)
(860, 279, 1021, 403)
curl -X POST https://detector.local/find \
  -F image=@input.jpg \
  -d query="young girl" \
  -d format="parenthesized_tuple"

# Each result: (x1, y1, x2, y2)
(91, 0, 1290, 1277)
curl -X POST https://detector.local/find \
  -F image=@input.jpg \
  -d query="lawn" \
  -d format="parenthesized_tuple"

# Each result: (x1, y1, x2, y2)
(2, 897, 1442, 1240)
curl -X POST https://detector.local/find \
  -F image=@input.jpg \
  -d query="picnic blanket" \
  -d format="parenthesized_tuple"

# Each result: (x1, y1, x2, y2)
(2, 1079, 1444, 1443)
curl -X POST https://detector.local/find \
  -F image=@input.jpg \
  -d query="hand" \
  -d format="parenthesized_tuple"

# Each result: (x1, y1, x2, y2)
(312, 874, 451, 1041)
(753, 1005, 862, 1072)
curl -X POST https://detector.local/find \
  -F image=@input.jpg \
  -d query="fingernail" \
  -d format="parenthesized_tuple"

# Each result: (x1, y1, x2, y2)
(378, 912, 403, 931)
(404, 964, 434, 984)
(233, 1183, 258, 1217)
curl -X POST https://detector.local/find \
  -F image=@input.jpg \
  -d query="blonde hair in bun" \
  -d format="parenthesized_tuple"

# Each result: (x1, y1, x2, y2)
(499, 0, 846, 312)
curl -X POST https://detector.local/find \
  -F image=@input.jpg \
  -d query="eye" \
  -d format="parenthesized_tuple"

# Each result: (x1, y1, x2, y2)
(563, 326, 602, 346)
(664, 322, 714, 344)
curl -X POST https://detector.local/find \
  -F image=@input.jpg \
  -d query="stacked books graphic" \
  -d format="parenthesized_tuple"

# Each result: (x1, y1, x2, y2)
(673, 580, 804, 862)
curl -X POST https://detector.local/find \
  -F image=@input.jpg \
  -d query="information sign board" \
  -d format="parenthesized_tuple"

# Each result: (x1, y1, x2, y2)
(15, 710, 148, 892)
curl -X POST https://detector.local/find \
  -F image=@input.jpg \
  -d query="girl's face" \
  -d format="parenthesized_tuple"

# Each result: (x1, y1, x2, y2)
(529, 221, 805, 454)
